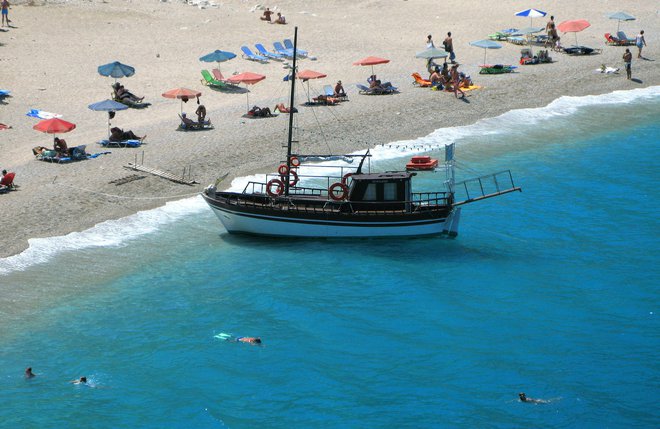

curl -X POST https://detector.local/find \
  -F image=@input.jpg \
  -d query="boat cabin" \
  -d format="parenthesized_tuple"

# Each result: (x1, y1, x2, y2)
(347, 172, 413, 211)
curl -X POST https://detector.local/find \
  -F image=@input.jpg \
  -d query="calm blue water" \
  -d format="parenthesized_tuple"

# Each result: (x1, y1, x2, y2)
(1, 88, 659, 428)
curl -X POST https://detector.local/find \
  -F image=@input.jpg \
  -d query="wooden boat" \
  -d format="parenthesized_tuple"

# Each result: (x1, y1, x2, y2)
(202, 28, 521, 238)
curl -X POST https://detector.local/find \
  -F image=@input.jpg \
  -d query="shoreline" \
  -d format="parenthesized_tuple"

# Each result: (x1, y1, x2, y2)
(1, 0, 658, 259)
(2, 85, 658, 266)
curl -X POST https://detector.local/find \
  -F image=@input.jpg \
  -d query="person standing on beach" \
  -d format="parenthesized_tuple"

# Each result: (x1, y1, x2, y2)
(450, 64, 465, 99)
(635, 30, 646, 58)
(1, 0, 9, 27)
(623, 48, 632, 80)
(426, 34, 434, 48)
(443, 32, 455, 63)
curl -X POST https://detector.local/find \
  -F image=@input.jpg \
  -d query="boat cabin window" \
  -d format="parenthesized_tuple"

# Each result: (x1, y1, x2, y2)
(384, 183, 397, 201)
(363, 183, 378, 201)
(361, 182, 405, 201)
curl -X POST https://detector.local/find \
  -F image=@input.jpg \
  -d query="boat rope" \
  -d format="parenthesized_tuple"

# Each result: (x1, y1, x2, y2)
(54, 183, 201, 200)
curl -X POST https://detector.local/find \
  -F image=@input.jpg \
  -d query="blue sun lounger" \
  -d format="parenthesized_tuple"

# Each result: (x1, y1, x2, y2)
(283, 39, 308, 57)
(98, 139, 142, 148)
(255, 43, 283, 60)
(240, 46, 268, 62)
(273, 42, 294, 58)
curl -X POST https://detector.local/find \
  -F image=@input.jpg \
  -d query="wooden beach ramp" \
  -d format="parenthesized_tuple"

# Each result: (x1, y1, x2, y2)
(125, 162, 198, 185)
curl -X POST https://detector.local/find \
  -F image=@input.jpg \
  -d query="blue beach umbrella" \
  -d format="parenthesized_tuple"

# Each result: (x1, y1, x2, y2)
(515, 8, 547, 26)
(88, 99, 129, 138)
(199, 50, 237, 73)
(98, 61, 136, 83)
(469, 40, 502, 65)
(608, 12, 635, 32)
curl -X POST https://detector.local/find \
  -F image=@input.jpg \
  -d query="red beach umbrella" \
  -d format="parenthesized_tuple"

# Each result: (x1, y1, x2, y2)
(32, 118, 76, 134)
(557, 19, 591, 46)
(227, 72, 266, 112)
(353, 56, 390, 77)
(162, 87, 202, 113)
(297, 69, 328, 103)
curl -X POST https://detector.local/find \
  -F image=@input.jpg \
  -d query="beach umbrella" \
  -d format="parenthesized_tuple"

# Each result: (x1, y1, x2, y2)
(88, 99, 129, 138)
(415, 46, 449, 60)
(98, 61, 136, 81)
(515, 8, 546, 26)
(297, 69, 327, 103)
(199, 50, 237, 73)
(608, 12, 635, 32)
(353, 56, 390, 77)
(33, 118, 76, 134)
(227, 72, 266, 112)
(469, 40, 502, 65)
(162, 87, 202, 113)
(518, 26, 545, 55)
(557, 19, 591, 46)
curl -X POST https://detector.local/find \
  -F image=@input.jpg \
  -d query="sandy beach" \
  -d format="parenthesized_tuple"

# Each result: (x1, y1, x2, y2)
(0, 0, 657, 258)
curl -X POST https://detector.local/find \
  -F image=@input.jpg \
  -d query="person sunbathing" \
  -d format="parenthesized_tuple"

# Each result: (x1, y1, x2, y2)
(180, 112, 210, 128)
(112, 82, 143, 103)
(248, 106, 273, 117)
(110, 127, 145, 142)
(458, 72, 473, 88)
(430, 67, 443, 89)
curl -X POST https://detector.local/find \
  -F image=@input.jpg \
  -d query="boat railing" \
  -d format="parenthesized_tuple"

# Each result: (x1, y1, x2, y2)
(452, 170, 522, 206)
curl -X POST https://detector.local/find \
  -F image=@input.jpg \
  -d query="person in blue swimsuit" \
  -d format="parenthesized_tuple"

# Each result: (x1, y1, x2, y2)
(1, 0, 10, 28)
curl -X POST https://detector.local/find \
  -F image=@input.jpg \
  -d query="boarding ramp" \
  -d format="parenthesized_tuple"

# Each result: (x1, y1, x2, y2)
(452, 170, 521, 206)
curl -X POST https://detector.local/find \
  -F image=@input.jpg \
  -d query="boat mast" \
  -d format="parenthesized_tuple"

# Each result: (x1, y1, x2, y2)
(284, 27, 298, 196)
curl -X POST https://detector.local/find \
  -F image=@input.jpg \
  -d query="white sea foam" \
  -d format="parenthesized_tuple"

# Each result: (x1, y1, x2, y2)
(2, 86, 658, 274)
(0, 196, 207, 275)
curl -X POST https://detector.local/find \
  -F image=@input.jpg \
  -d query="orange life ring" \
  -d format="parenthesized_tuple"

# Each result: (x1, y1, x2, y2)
(281, 170, 299, 187)
(277, 164, 289, 176)
(266, 179, 284, 197)
(329, 182, 348, 201)
(341, 172, 353, 185)
(290, 156, 300, 167)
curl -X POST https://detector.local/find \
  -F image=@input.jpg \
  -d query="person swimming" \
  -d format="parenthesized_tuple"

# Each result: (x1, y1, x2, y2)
(70, 376, 87, 385)
(519, 392, 549, 404)
(25, 367, 36, 378)
(214, 332, 262, 345)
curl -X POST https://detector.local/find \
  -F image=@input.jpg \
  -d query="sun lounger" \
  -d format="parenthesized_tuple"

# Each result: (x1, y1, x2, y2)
(201, 69, 228, 89)
(210, 69, 239, 88)
(507, 36, 526, 45)
(479, 64, 516, 74)
(616, 31, 636, 45)
(112, 96, 151, 109)
(255, 43, 284, 60)
(411, 72, 432, 87)
(241, 46, 269, 62)
(98, 139, 142, 148)
(356, 83, 397, 95)
(0, 90, 10, 98)
(283, 39, 308, 57)
(323, 84, 348, 101)
(273, 41, 294, 58)
(178, 114, 213, 131)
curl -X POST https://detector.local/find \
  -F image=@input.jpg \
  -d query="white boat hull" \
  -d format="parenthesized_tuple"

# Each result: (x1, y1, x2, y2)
(207, 204, 460, 238)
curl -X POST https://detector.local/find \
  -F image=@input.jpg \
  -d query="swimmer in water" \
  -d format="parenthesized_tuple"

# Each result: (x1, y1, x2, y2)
(519, 392, 549, 404)
(70, 376, 87, 385)
(25, 367, 36, 378)
(237, 337, 262, 345)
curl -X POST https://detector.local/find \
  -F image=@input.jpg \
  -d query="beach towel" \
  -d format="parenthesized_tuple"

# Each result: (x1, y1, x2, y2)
(26, 109, 63, 119)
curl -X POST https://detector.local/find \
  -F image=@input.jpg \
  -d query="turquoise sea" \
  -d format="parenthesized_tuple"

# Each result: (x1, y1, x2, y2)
(1, 87, 658, 428)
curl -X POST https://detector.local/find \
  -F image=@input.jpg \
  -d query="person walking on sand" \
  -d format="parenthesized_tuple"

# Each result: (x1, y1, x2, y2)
(1, 0, 10, 28)
(450, 64, 465, 99)
(443, 32, 455, 64)
(623, 48, 632, 80)
(635, 30, 646, 58)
